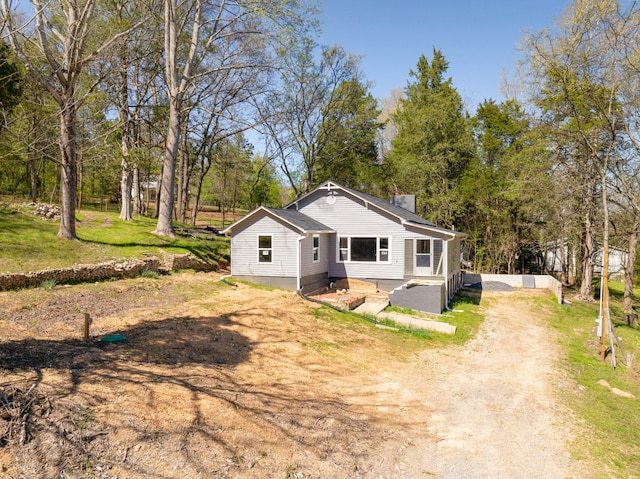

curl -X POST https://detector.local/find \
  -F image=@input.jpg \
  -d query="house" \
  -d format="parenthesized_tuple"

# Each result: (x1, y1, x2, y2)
(222, 181, 467, 313)
(594, 246, 627, 281)
(540, 240, 627, 282)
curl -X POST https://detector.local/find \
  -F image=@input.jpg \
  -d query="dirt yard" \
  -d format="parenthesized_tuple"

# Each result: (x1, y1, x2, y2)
(0, 272, 592, 478)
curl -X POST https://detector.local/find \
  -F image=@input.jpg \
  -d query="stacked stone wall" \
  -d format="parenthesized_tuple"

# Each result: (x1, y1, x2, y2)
(0, 253, 224, 292)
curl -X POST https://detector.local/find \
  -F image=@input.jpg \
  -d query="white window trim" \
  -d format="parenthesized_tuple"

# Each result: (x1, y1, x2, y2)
(257, 234, 273, 263)
(312, 234, 320, 263)
(336, 235, 391, 264)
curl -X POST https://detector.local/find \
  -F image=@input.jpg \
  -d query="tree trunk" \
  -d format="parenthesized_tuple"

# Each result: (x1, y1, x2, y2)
(133, 166, 142, 215)
(579, 206, 595, 298)
(177, 129, 191, 224)
(119, 158, 133, 220)
(119, 58, 133, 221)
(623, 222, 638, 314)
(191, 167, 207, 226)
(58, 98, 78, 240)
(29, 153, 38, 203)
(154, 98, 180, 237)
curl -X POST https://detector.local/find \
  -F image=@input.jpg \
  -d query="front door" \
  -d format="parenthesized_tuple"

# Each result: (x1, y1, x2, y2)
(415, 239, 432, 276)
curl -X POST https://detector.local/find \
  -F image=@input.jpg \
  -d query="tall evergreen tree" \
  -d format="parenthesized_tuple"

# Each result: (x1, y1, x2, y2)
(387, 49, 472, 229)
(314, 79, 384, 192)
(460, 99, 547, 274)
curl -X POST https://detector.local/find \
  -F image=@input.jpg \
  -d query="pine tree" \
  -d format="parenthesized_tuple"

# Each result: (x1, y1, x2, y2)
(387, 49, 472, 229)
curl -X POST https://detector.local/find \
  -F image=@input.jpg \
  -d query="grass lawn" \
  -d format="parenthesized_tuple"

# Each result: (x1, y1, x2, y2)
(538, 286, 640, 478)
(0, 204, 229, 273)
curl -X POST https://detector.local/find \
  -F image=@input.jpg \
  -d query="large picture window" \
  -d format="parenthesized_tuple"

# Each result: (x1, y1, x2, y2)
(258, 235, 272, 263)
(337, 236, 390, 263)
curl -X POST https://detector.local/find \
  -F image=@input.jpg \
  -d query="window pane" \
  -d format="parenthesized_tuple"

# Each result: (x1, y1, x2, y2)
(339, 248, 349, 261)
(351, 237, 376, 262)
(259, 236, 271, 248)
(379, 250, 389, 262)
(379, 237, 389, 249)
(313, 236, 319, 248)
(259, 250, 272, 263)
(313, 249, 319, 261)
(416, 239, 430, 254)
(416, 255, 431, 267)
(339, 237, 348, 248)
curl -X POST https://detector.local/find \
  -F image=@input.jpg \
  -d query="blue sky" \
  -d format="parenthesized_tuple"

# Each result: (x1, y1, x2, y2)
(318, 1, 569, 112)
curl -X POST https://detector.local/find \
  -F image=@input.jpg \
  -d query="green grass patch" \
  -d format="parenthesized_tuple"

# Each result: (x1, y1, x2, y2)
(233, 279, 281, 291)
(380, 291, 484, 345)
(40, 279, 57, 290)
(0, 206, 229, 273)
(541, 292, 640, 477)
(607, 279, 640, 299)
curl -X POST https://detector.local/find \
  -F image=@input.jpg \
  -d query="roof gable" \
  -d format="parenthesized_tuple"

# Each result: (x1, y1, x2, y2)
(286, 181, 465, 238)
(222, 206, 333, 235)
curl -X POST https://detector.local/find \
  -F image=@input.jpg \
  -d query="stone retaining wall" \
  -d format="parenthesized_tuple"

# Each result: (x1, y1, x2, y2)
(0, 253, 224, 292)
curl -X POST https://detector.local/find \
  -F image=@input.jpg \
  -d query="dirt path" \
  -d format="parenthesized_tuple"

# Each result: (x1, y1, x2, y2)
(362, 289, 587, 478)
(0, 277, 590, 478)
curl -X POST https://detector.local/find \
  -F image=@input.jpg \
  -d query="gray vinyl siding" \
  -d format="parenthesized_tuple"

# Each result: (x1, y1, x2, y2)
(447, 237, 461, 277)
(294, 190, 447, 280)
(433, 239, 443, 275)
(230, 214, 299, 279)
(404, 239, 414, 275)
(300, 233, 330, 277)
(295, 191, 404, 279)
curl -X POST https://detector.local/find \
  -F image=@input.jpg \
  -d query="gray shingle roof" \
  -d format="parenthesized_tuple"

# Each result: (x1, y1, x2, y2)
(263, 207, 333, 233)
(337, 184, 436, 227)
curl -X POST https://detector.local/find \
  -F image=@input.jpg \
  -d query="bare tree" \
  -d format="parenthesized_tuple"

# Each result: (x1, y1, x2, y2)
(155, 0, 316, 237)
(1, 0, 141, 239)
(261, 43, 362, 195)
(523, 0, 624, 299)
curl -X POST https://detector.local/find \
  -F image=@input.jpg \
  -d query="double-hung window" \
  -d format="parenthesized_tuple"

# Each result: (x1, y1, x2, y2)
(258, 235, 272, 263)
(337, 236, 390, 263)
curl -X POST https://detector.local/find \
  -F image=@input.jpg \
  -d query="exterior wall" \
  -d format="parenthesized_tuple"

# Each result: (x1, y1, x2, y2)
(446, 237, 464, 300)
(388, 282, 446, 314)
(300, 232, 331, 278)
(230, 214, 300, 280)
(293, 190, 446, 281)
(447, 237, 462, 277)
(594, 248, 627, 280)
(300, 272, 329, 294)
(462, 273, 563, 304)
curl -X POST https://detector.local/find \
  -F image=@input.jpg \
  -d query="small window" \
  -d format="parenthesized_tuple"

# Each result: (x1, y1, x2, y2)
(258, 235, 272, 263)
(313, 235, 319, 262)
(379, 237, 389, 262)
(339, 237, 349, 261)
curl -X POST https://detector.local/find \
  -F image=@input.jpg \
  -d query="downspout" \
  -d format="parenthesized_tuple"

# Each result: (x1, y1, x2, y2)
(296, 235, 304, 291)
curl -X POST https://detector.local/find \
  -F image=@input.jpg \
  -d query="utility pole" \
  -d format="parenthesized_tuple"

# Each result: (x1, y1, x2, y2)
(600, 242, 609, 361)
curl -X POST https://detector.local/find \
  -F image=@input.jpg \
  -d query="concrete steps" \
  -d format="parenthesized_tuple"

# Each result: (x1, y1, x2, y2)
(352, 295, 456, 335)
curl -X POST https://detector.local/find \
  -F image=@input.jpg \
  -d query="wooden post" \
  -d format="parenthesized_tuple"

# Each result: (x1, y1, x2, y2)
(84, 313, 91, 340)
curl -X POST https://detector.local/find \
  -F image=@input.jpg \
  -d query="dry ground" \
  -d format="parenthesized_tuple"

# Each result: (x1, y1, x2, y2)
(0, 272, 591, 478)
